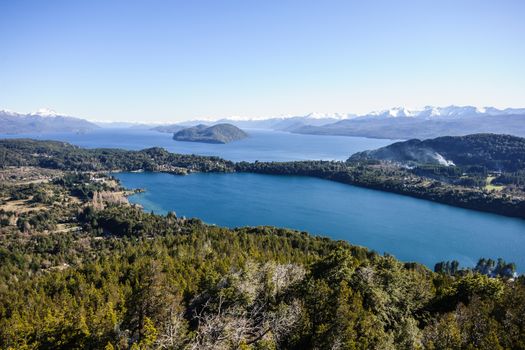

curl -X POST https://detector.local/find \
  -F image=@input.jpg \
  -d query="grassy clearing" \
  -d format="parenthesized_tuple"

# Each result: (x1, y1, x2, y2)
(0, 197, 47, 214)
(484, 175, 505, 191)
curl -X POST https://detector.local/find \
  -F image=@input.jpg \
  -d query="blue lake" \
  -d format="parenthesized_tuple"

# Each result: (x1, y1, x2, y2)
(115, 172, 525, 270)
(3, 129, 524, 270)
(0, 128, 394, 162)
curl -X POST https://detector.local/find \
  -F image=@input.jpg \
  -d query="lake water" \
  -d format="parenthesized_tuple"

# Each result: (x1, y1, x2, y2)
(0, 128, 394, 162)
(4, 128, 524, 270)
(115, 172, 525, 270)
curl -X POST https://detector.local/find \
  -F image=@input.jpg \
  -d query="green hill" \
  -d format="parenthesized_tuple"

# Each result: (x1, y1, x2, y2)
(349, 133, 525, 172)
(173, 123, 248, 144)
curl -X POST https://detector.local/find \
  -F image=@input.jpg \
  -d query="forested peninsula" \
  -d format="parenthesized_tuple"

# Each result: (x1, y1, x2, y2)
(1, 137, 524, 219)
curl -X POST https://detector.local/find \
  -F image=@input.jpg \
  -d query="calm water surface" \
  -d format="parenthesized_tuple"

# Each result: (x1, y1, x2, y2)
(115, 172, 525, 270)
(0, 128, 394, 162)
(5, 129, 523, 270)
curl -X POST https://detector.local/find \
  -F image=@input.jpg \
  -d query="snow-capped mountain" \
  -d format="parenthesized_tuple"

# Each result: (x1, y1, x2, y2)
(4, 104, 522, 138)
(302, 112, 356, 120)
(29, 108, 62, 117)
(367, 107, 418, 118)
(159, 105, 522, 126)
(151, 113, 352, 133)
(0, 108, 99, 134)
(290, 106, 525, 139)
(150, 105, 525, 137)
(359, 105, 525, 119)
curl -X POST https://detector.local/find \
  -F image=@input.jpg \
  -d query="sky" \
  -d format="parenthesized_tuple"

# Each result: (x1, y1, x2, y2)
(1, 0, 524, 122)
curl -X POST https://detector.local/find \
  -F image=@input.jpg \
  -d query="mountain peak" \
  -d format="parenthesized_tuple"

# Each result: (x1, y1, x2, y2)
(0, 108, 99, 133)
(304, 112, 355, 120)
(30, 108, 62, 117)
(362, 105, 525, 119)
(0, 109, 18, 116)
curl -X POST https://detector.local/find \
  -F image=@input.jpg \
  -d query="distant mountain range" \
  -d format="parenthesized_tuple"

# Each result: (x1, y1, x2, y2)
(152, 112, 347, 133)
(348, 106, 525, 119)
(291, 107, 525, 139)
(0, 109, 99, 134)
(151, 124, 186, 133)
(2, 105, 525, 139)
(151, 106, 525, 139)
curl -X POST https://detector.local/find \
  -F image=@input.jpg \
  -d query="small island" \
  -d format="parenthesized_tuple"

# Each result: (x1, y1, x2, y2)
(173, 123, 248, 144)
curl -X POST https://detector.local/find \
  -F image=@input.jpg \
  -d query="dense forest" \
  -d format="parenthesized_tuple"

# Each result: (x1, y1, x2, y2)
(1, 138, 525, 219)
(0, 139, 234, 173)
(349, 134, 525, 171)
(1, 168, 525, 349)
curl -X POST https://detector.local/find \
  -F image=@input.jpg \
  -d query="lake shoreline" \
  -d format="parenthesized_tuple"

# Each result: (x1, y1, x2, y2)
(114, 171, 525, 270)
(114, 165, 525, 220)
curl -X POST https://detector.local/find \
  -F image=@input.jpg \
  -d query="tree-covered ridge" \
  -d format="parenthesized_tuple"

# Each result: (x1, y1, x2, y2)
(236, 161, 525, 219)
(173, 123, 248, 144)
(0, 139, 234, 173)
(1, 169, 525, 349)
(349, 133, 525, 171)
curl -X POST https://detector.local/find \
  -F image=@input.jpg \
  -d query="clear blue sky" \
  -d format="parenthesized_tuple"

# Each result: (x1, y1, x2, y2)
(1, 0, 524, 122)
